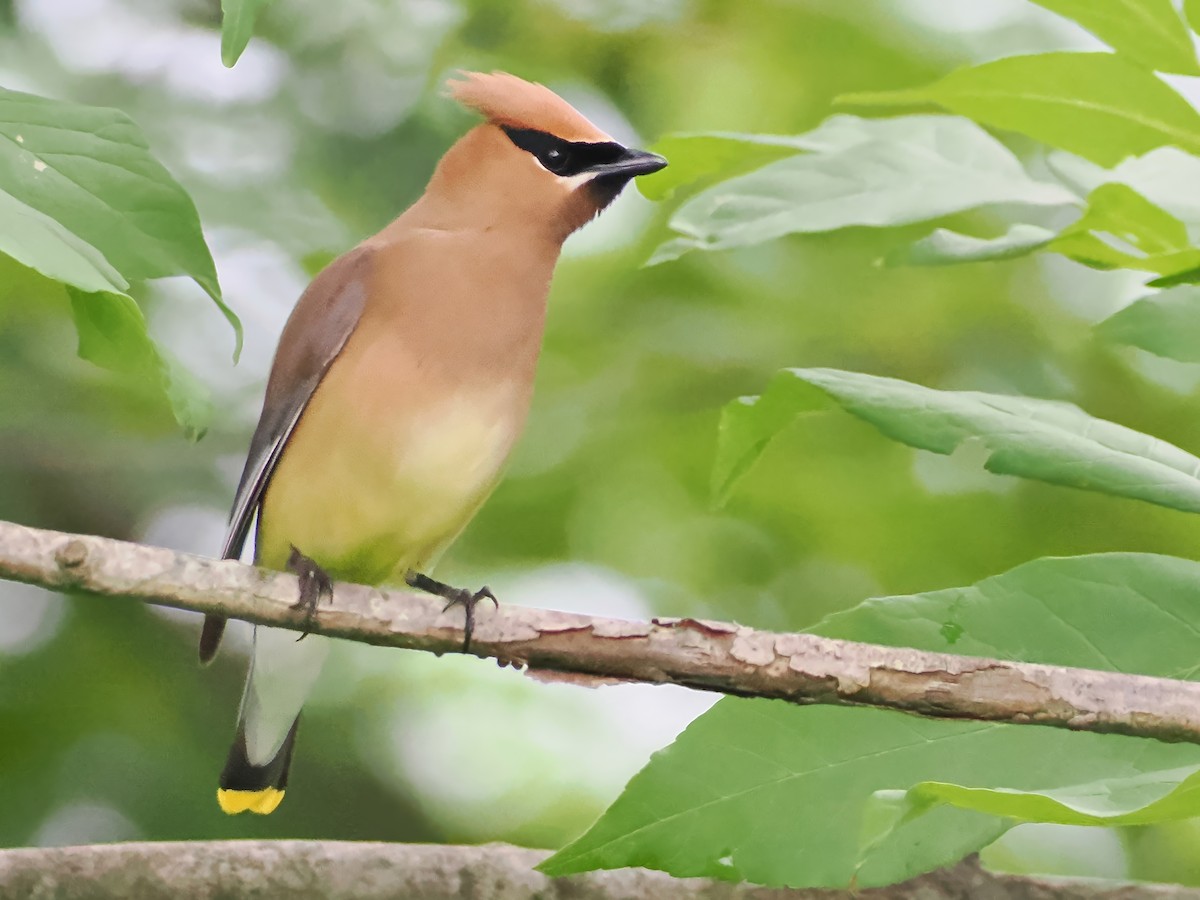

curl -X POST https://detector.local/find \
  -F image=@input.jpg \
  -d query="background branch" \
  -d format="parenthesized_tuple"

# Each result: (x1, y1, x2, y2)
(0, 841, 1196, 900)
(3, 518, 1200, 743)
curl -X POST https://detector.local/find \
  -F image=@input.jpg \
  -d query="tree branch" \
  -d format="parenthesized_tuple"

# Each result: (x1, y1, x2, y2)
(4, 518, 1200, 743)
(0, 842, 1196, 900)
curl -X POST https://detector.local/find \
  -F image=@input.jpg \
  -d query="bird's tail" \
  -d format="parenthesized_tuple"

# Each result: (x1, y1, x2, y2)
(218, 718, 298, 815)
(217, 625, 330, 815)
(198, 614, 226, 664)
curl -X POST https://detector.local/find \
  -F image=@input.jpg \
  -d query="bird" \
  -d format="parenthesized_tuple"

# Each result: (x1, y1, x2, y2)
(201, 70, 668, 815)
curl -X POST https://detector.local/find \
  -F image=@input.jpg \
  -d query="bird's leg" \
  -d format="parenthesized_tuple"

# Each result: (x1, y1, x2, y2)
(405, 571, 497, 653)
(287, 545, 333, 642)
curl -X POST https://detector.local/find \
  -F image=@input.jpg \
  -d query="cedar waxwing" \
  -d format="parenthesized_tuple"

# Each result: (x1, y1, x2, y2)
(201, 71, 667, 815)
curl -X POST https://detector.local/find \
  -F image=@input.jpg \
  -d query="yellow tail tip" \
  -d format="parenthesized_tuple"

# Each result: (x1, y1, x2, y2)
(217, 787, 285, 815)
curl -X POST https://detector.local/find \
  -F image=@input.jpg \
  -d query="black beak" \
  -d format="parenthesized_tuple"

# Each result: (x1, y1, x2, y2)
(588, 147, 669, 179)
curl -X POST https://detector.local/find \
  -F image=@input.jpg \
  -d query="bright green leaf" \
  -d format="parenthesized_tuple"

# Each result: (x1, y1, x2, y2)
(712, 367, 1200, 512)
(866, 765, 1200, 853)
(651, 115, 1074, 263)
(220, 0, 275, 68)
(839, 53, 1200, 167)
(1050, 183, 1200, 276)
(0, 87, 239, 357)
(1049, 147, 1200, 228)
(888, 181, 1200, 278)
(1060, 183, 1187, 255)
(542, 553, 1200, 887)
(883, 223, 1056, 267)
(1096, 285, 1200, 362)
(1077, 246, 1200, 278)
(640, 133, 805, 202)
(1147, 266, 1200, 287)
(641, 117, 934, 203)
(69, 289, 211, 439)
(1028, 0, 1199, 74)
(1186, 0, 1200, 33)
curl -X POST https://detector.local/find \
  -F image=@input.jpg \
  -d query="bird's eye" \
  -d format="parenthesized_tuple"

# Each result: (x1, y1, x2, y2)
(501, 128, 583, 176)
(540, 146, 571, 174)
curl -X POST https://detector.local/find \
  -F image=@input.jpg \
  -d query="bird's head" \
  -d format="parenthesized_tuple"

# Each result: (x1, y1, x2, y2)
(424, 71, 667, 241)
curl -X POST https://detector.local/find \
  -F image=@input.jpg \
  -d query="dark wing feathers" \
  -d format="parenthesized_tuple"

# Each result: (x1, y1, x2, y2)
(198, 247, 373, 663)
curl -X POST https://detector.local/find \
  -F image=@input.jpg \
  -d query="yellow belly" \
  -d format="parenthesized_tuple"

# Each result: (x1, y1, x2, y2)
(258, 384, 524, 584)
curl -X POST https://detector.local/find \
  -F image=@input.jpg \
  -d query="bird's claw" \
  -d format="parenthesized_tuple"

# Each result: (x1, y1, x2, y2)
(441, 585, 498, 613)
(406, 571, 498, 653)
(287, 545, 333, 642)
(441, 585, 497, 653)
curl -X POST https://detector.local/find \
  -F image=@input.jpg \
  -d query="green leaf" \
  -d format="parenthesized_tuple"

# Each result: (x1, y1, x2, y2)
(651, 115, 1074, 263)
(866, 765, 1200, 849)
(0, 185, 129, 296)
(883, 223, 1056, 267)
(712, 367, 1200, 513)
(1186, 0, 1200, 33)
(1060, 183, 1186, 256)
(640, 133, 805, 202)
(1049, 147, 1200, 227)
(70, 289, 158, 374)
(69, 290, 211, 439)
(1028, 0, 1199, 75)
(1097, 285, 1200, 362)
(1049, 149, 1200, 280)
(839, 53, 1200, 167)
(220, 0, 275, 68)
(541, 553, 1200, 887)
(1147, 266, 1200, 287)
(0, 87, 240, 357)
(1050, 183, 1200, 275)
(641, 117, 933, 203)
(888, 182, 1200, 278)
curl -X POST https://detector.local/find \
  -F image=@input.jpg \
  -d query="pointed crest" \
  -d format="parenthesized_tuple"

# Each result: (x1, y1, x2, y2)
(447, 71, 612, 143)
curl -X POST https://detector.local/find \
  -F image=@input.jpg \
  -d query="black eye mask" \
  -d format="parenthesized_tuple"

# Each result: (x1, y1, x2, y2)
(502, 127, 626, 178)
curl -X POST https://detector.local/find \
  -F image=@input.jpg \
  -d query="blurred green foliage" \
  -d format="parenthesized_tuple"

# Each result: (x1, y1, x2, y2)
(6, 0, 1200, 889)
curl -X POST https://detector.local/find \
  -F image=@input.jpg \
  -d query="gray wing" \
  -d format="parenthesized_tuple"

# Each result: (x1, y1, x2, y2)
(200, 247, 373, 662)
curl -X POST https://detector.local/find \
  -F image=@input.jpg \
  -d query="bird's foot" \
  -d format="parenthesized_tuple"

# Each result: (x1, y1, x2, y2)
(405, 571, 497, 653)
(287, 546, 333, 641)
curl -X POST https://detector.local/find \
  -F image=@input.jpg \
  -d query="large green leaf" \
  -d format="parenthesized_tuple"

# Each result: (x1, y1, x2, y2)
(0, 87, 239, 355)
(1051, 183, 1200, 275)
(1097, 285, 1200, 362)
(1059, 183, 1186, 257)
(640, 133, 806, 202)
(648, 115, 1074, 264)
(712, 367, 1200, 512)
(541, 554, 1200, 887)
(840, 53, 1200, 167)
(220, 0, 275, 68)
(1028, 0, 1200, 75)
(865, 765, 1200, 853)
(1049, 148, 1200, 282)
(889, 177, 1200, 277)
(640, 116, 946, 203)
(884, 224, 1055, 267)
(1049, 147, 1200, 228)
(0, 186, 129, 297)
(0, 87, 228, 434)
(69, 290, 212, 439)
(1186, 0, 1200, 33)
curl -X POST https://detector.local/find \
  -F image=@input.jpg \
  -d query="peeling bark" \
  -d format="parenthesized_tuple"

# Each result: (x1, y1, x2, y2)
(3, 518, 1200, 743)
